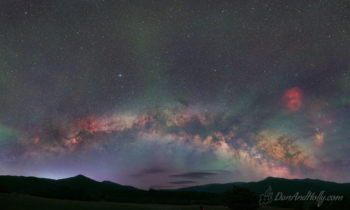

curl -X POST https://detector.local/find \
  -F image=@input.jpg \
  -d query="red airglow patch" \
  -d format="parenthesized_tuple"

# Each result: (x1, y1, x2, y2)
(282, 87, 303, 112)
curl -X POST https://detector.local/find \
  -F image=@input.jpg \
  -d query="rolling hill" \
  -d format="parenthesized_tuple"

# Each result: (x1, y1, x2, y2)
(174, 177, 350, 194)
(0, 174, 140, 201)
(1, 174, 349, 201)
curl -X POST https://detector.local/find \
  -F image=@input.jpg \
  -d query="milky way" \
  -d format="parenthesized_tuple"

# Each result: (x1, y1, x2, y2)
(1, 0, 350, 189)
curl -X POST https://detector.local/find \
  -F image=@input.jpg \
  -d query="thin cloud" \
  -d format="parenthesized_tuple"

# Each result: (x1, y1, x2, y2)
(169, 172, 217, 179)
(129, 167, 167, 177)
(150, 185, 174, 189)
(169, 181, 197, 184)
(211, 169, 231, 174)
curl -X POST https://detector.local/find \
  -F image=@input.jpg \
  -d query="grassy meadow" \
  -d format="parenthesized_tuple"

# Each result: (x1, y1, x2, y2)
(0, 193, 302, 210)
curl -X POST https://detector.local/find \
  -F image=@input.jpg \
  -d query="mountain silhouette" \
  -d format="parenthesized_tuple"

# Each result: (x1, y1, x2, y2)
(171, 182, 245, 193)
(1, 175, 349, 200)
(174, 177, 350, 194)
(0, 174, 140, 201)
(0, 174, 222, 205)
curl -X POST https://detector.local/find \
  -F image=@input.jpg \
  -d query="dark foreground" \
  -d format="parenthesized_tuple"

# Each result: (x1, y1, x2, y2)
(0, 193, 301, 210)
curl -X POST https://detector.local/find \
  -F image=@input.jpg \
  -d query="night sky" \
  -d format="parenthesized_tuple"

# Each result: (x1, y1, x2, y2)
(1, 0, 350, 190)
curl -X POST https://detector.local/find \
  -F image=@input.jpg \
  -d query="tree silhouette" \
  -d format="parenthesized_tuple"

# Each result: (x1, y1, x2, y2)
(222, 186, 260, 210)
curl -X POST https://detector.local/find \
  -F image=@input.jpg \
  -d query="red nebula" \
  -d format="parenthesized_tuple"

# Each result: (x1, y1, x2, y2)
(79, 117, 99, 134)
(33, 137, 39, 145)
(282, 87, 303, 112)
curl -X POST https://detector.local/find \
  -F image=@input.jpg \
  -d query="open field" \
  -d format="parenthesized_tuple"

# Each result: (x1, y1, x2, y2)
(0, 193, 300, 210)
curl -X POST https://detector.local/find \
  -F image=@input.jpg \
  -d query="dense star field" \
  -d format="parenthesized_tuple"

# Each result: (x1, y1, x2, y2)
(1, 0, 350, 190)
